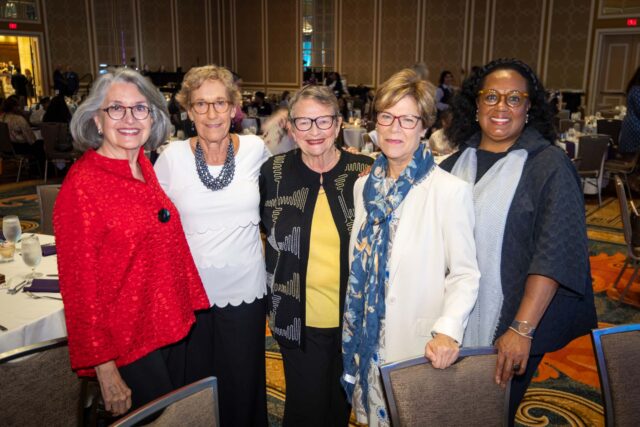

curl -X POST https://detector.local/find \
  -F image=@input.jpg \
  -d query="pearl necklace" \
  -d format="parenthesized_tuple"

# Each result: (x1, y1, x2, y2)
(195, 139, 235, 191)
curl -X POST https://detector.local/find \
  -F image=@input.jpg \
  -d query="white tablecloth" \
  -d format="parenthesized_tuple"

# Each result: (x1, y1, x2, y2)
(0, 234, 66, 354)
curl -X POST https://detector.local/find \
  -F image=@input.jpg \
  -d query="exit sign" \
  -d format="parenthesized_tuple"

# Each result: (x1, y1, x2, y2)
(8, 22, 17, 30)
(628, 18, 638, 26)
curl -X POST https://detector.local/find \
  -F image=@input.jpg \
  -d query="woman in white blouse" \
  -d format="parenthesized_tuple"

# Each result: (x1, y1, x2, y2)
(154, 65, 269, 427)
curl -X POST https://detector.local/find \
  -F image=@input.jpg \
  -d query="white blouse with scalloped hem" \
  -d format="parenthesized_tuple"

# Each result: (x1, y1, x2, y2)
(154, 135, 270, 307)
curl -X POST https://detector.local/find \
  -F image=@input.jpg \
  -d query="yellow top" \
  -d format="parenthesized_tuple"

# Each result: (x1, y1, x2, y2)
(306, 187, 341, 328)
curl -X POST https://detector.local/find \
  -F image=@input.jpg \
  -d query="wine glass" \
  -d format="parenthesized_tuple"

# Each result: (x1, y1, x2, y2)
(21, 234, 43, 279)
(2, 215, 22, 244)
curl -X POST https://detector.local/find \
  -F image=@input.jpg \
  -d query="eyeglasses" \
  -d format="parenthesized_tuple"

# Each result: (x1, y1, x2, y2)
(190, 100, 232, 115)
(290, 115, 336, 131)
(376, 112, 422, 129)
(102, 104, 151, 120)
(477, 89, 529, 108)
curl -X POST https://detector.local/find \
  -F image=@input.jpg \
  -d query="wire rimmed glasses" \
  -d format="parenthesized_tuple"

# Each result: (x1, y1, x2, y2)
(477, 89, 529, 108)
(190, 100, 232, 115)
(102, 104, 151, 120)
(290, 115, 337, 131)
(376, 112, 422, 129)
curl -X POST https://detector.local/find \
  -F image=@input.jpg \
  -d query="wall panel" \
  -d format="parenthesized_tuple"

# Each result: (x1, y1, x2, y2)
(491, 0, 544, 71)
(176, 0, 208, 71)
(209, 0, 222, 65)
(138, 0, 173, 71)
(544, 0, 593, 90)
(423, 0, 466, 83)
(469, 0, 488, 68)
(44, 0, 92, 76)
(377, 0, 419, 85)
(339, 0, 376, 86)
(235, 0, 263, 82)
(93, 0, 137, 67)
(266, 0, 298, 85)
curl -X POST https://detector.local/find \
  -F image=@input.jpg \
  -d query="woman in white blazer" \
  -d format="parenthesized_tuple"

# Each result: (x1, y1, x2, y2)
(341, 69, 480, 427)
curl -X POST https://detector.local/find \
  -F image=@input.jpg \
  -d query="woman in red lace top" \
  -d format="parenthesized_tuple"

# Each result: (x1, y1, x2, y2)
(53, 69, 209, 416)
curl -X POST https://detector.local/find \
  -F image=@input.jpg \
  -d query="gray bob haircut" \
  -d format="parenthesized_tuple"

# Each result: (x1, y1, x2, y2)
(288, 85, 340, 118)
(70, 68, 170, 151)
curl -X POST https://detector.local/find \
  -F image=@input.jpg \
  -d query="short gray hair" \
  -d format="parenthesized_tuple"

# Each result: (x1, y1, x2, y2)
(288, 85, 340, 118)
(70, 68, 170, 151)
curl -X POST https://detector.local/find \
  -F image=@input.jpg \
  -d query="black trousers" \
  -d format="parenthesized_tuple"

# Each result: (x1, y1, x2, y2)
(118, 311, 213, 411)
(190, 298, 268, 427)
(280, 326, 351, 427)
(508, 354, 544, 426)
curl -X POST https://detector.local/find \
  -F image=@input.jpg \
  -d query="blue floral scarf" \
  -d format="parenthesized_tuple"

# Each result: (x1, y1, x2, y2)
(342, 143, 435, 411)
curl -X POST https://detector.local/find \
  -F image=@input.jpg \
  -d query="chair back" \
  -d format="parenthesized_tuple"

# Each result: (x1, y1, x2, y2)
(558, 119, 574, 133)
(343, 127, 365, 149)
(0, 338, 83, 427)
(0, 121, 15, 154)
(110, 377, 219, 427)
(380, 347, 509, 427)
(577, 135, 610, 174)
(591, 324, 640, 426)
(37, 184, 61, 235)
(597, 119, 622, 147)
(39, 122, 65, 157)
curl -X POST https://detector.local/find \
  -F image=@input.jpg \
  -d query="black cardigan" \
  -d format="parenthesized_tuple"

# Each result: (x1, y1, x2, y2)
(259, 149, 373, 349)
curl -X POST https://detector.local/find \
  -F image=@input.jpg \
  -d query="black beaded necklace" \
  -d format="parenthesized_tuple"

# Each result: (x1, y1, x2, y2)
(194, 139, 235, 191)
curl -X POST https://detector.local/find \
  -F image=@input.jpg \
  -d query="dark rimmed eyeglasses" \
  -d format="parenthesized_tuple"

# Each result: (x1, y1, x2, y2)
(190, 100, 232, 115)
(376, 112, 422, 129)
(477, 89, 529, 108)
(102, 104, 151, 120)
(290, 115, 337, 131)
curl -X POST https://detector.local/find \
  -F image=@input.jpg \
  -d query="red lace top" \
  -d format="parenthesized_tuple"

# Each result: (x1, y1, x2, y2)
(54, 148, 209, 376)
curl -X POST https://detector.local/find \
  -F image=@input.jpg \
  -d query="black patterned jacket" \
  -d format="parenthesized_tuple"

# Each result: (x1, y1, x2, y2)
(259, 149, 373, 349)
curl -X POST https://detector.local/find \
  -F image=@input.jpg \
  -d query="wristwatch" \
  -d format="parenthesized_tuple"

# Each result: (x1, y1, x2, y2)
(509, 320, 536, 339)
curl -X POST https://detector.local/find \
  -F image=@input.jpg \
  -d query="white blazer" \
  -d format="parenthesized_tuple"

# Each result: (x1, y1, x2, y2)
(349, 166, 480, 363)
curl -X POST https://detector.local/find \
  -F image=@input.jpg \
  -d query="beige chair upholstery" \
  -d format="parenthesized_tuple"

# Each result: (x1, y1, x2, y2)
(37, 184, 61, 235)
(591, 324, 640, 426)
(380, 347, 509, 427)
(110, 377, 219, 427)
(0, 338, 83, 426)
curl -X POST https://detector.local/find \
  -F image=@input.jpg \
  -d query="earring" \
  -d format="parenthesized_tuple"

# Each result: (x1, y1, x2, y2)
(191, 121, 196, 133)
(97, 127, 103, 136)
(525, 114, 529, 124)
(475, 112, 479, 122)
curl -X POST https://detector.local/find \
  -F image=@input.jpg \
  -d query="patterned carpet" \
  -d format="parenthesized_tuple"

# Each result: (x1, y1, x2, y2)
(2, 182, 639, 427)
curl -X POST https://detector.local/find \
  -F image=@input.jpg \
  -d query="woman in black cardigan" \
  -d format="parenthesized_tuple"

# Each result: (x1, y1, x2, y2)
(260, 85, 372, 426)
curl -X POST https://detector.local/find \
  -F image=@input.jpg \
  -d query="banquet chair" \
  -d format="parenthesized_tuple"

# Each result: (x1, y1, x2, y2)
(0, 121, 31, 182)
(380, 347, 509, 427)
(577, 135, 611, 206)
(591, 323, 640, 426)
(39, 122, 79, 183)
(597, 119, 622, 147)
(0, 338, 84, 427)
(558, 119, 575, 133)
(110, 376, 219, 427)
(612, 176, 640, 306)
(37, 184, 61, 235)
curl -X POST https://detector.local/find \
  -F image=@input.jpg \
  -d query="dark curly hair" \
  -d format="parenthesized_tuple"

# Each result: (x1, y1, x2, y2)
(446, 58, 555, 148)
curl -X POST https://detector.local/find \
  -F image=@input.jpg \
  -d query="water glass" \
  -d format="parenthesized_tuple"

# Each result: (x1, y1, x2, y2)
(21, 235, 43, 278)
(2, 215, 21, 244)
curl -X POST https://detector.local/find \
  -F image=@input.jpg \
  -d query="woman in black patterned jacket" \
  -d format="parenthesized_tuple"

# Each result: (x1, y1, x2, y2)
(260, 85, 372, 427)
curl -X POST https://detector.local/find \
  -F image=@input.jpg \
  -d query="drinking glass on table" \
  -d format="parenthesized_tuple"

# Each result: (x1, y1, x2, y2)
(2, 215, 22, 244)
(21, 234, 43, 278)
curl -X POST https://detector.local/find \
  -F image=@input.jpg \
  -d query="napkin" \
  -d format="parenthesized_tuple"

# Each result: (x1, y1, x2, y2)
(42, 244, 57, 256)
(23, 278, 60, 293)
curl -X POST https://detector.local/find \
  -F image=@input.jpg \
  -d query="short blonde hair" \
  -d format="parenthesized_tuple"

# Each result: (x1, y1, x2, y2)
(375, 68, 437, 128)
(176, 65, 241, 110)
